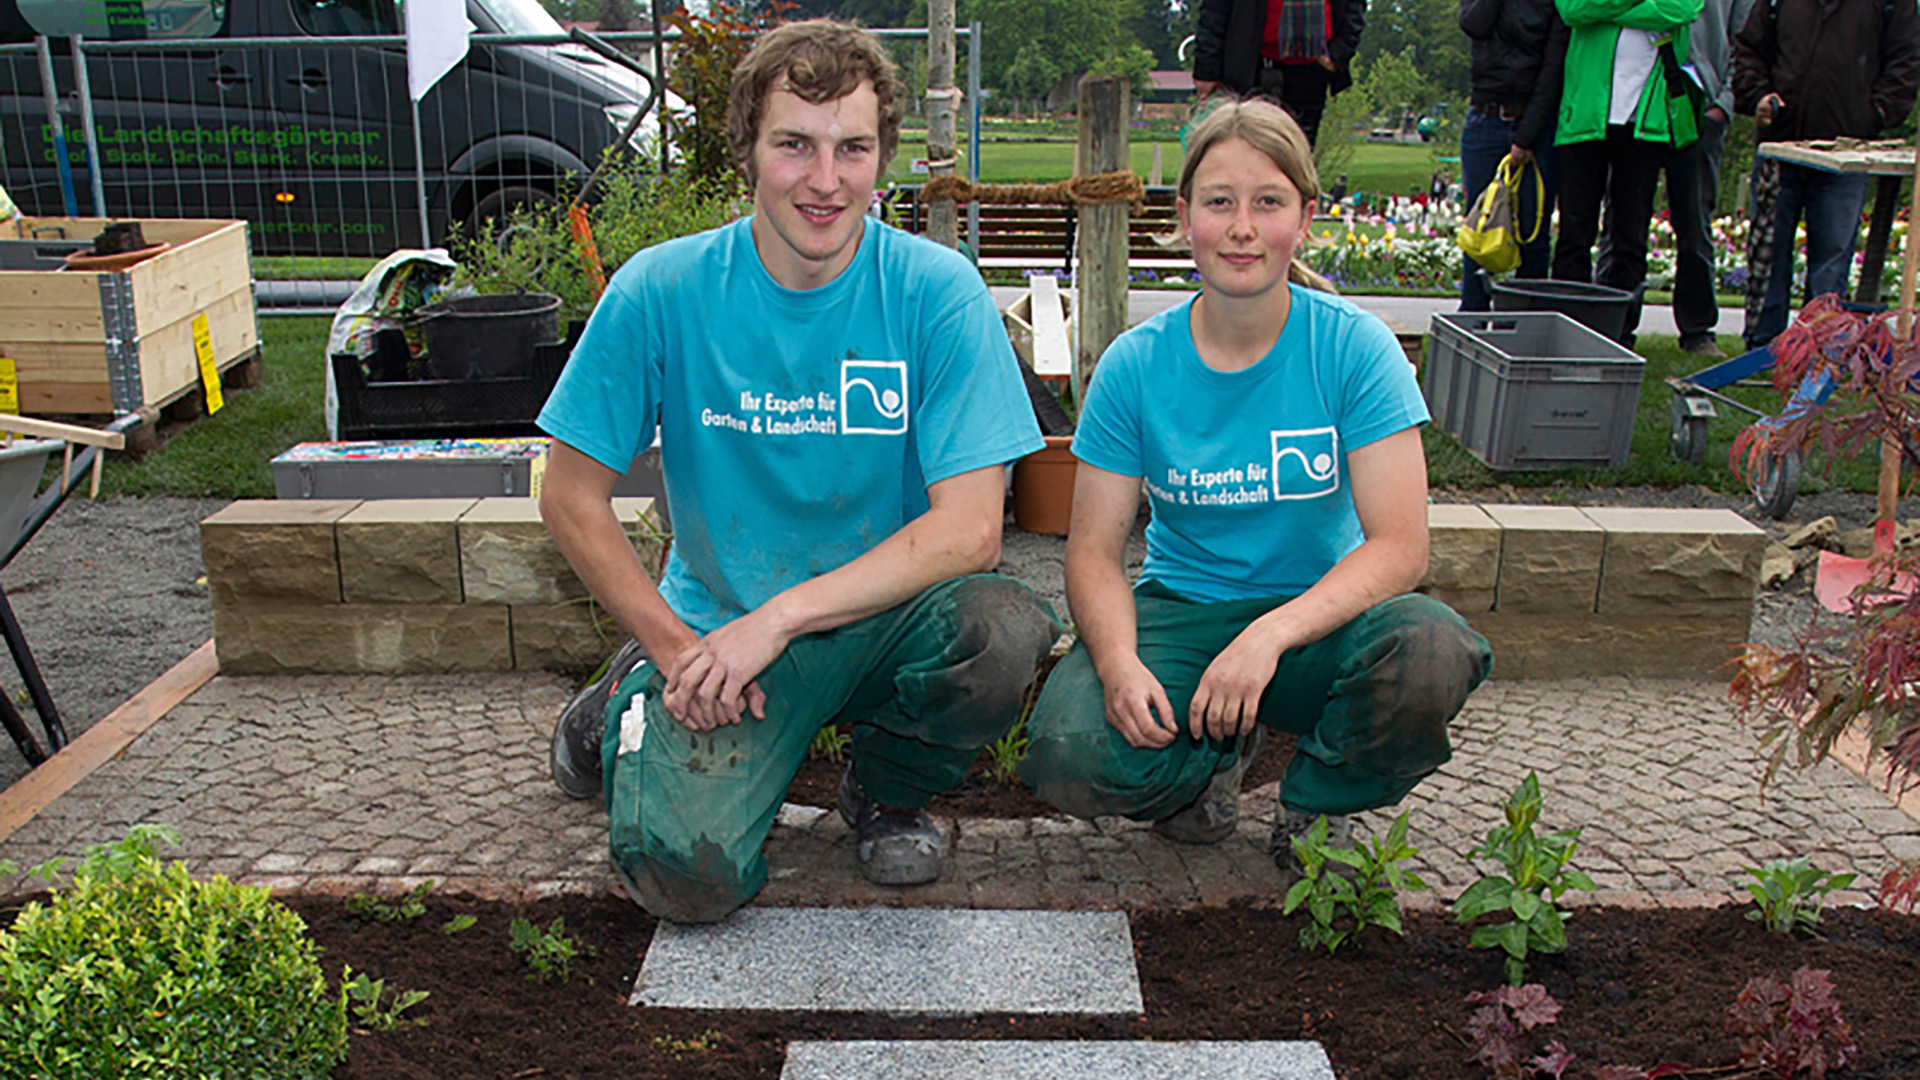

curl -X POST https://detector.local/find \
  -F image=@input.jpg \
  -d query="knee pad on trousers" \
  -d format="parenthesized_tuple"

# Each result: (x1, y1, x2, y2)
(612, 843, 755, 925)
(942, 576, 1060, 716)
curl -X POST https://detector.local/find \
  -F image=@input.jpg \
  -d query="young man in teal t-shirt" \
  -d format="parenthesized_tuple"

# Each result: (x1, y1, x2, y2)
(536, 20, 1058, 924)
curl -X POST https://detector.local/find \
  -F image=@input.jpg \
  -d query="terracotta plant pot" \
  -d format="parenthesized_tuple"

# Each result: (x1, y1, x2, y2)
(1012, 435, 1077, 536)
(61, 242, 170, 271)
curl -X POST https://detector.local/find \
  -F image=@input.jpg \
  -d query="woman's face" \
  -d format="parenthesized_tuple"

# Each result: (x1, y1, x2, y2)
(1177, 136, 1315, 302)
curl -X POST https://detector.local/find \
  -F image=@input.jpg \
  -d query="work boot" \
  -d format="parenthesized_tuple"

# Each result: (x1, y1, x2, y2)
(1270, 809, 1354, 885)
(1152, 728, 1268, 845)
(837, 765, 944, 886)
(550, 639, 647, 800)
(1681, 336, 1727, 359)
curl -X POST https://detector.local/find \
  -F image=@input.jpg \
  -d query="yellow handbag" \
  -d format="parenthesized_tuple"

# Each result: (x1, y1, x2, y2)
(1455, 154, 1544, 275)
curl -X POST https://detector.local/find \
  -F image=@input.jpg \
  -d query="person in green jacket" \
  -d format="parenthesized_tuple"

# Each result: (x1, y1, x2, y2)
(1549, 0, 1703, 345)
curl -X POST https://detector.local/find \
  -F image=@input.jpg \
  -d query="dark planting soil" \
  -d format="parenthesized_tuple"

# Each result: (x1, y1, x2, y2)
(784, 726, 1297, 819)
(284, 893, 1920, 1080)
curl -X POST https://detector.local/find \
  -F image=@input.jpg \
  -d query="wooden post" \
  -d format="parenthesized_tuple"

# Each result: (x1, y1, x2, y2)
(1075, 73, 1129, 401)
(925, 0, 958, 249)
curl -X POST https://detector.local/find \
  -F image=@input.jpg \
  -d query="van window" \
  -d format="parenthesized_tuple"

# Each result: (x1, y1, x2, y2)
(16, 0, 229, 39)
(291, 0, 400, 36)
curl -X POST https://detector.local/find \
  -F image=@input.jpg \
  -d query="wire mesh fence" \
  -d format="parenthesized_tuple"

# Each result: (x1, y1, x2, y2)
(2, 11, 979, 267)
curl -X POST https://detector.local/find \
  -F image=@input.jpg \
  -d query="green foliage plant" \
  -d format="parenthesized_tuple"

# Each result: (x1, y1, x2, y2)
(1739, 857, 1857, 935)
(651, 1029, 724, 1059)
(663, 0, 789, 183)
(345, 879, 436, 924)
(343, 969, 430, 1030)
(442, 913, 478, 935)
(0, 826, 348, 1079)
(509, 916, 596, 984)
(1282, 811, 1429, 954)
(1453, 772, 1596, 985)
(808, 724, 852, 764)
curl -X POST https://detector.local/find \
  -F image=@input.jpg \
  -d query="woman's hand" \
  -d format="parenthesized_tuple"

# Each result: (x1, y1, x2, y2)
(1099, 654, 1181, 749)
(1189, 625, 1284, 742)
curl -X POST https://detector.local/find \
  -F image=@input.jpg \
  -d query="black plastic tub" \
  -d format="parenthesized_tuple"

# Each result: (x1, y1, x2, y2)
(1486, 276, 1634, 342)
(413, 293, 563, 380)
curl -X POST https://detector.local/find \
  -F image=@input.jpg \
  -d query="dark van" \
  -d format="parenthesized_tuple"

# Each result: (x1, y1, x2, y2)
(0, 0, 662, 255)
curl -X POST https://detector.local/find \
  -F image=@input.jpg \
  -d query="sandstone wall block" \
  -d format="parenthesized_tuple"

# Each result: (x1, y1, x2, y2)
(512, 604, 623, 671)
(1421, 504, 1500, 613)
(338, 499, 474, 604)
(1465, 612, 1753, 680)
(1582, 507, 1764, 617)
(213, 603, 511, 674)
(1481, 505, 1604, 614)
(459, 497, 666, 605)
(202, 500, 358, 608)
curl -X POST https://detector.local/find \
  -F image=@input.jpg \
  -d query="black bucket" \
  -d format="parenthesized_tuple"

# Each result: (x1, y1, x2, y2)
(1486, 276, 1634, 342)
(414, 293, 562, 380)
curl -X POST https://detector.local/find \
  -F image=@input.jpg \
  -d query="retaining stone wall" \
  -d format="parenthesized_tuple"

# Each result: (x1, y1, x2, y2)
(201, 500, 1761, 680)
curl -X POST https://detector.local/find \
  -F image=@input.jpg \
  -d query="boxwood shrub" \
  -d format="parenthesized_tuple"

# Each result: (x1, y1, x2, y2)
(0, 830, 347, 1079)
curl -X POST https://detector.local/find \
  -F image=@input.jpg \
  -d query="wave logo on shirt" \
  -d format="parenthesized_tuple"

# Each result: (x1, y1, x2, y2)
(840, 360, 910, 435)
(1270, 427, 1340, 500)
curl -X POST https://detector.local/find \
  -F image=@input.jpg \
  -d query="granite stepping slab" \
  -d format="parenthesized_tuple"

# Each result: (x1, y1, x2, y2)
(780, 1040, 1337, 1079)
(631, 908, 1142, 1015)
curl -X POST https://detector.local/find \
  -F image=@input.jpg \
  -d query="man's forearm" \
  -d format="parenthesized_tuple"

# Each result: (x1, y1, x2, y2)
(542, 486, 699, 666)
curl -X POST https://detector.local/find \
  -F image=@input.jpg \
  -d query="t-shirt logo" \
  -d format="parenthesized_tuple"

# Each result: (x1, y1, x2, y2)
(1270, 427, 1340, 500)
(840, 359, 910, 435)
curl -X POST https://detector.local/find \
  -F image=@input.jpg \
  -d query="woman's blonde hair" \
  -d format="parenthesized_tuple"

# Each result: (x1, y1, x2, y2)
(1176, 97, 1336, 293)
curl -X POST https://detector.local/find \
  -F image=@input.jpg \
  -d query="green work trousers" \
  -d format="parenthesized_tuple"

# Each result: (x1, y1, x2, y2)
(600, 574, 1059, 923)
(1019, 583, 1492, 823)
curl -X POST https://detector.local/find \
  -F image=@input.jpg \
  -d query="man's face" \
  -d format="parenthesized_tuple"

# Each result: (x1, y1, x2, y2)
(748, 79, 883, 291)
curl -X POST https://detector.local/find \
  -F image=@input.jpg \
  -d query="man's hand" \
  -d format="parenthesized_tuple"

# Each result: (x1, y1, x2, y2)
(662, 611, 784, 730)
(1508, 143, 1534, 167)
(1318, 55, 1336, 71)
(1757, 93, 1785, 126)
(1099, 654, 1180, 749)
(1189, 625, 1285, 742)
(1705, 105, 1728, 125)
(1194, 78, 1222, 100)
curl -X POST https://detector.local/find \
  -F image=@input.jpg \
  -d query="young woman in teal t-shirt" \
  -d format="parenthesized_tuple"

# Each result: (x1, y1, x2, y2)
(1018, 99, 1493, 879)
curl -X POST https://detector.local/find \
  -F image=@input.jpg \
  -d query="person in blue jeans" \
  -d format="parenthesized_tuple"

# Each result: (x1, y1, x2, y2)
(1457, 0, 1568, 311)
(1732, 0, 1920, 349)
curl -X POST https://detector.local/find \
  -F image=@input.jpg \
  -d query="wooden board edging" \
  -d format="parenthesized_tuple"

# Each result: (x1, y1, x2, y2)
(0, 640, 218, 845)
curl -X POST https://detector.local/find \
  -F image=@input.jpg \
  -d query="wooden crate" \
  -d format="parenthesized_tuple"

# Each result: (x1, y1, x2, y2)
(0, 217, 258, 415)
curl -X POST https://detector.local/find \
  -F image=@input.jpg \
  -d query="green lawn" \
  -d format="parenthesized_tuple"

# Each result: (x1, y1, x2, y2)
(884, 136, 1438, 196)
(87, 317, 1880, 503)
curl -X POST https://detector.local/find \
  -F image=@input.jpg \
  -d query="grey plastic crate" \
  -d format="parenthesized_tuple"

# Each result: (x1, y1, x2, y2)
(1423, 311, 1646, 470)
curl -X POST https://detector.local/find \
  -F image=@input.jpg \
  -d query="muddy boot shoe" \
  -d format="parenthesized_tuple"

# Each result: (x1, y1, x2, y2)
(837, 765, 943, 886)
(1152, 728, 1267, 845)
(1270, 809, 1354, 886)
(550, 639, 647, 800)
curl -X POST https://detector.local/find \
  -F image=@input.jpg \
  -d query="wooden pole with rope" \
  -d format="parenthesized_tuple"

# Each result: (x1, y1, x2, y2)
(925, 0, 959, 249)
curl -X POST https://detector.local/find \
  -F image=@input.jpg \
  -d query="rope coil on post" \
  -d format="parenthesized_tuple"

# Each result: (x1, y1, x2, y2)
(919, 170, 1147, 211)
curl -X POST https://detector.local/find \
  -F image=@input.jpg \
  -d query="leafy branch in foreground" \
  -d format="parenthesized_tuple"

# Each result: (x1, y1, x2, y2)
(1729, 297, 1920, 797)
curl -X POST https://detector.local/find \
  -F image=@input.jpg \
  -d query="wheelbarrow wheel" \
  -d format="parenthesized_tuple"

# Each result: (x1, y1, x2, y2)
(1669, 397, 1709, 466)
(1752, 446, 1803, 520)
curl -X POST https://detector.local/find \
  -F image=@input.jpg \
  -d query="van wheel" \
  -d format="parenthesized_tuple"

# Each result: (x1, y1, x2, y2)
(464, 186, 561, 241)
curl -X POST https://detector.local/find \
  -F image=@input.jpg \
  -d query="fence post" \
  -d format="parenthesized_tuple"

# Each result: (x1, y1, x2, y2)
(35, 37, 78, 217)
(410, 98, 431, 248)
(70, 37, 106, 218)
(966, 21, 980, 256)
(1075, 73, 1129, 400)
(924, 0, 957, 249)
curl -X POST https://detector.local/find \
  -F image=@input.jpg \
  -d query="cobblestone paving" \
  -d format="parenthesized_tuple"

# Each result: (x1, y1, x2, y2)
(2, 673, 1915, 910)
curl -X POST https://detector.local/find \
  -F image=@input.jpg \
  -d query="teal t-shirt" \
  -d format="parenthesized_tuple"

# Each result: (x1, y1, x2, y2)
(1071, 286, 1429, 604)
(538, 216, 1043, 633)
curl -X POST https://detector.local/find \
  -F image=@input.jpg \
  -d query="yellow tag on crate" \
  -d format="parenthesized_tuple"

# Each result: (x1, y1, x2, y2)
(528, 443, 547, 499)
(0, 356, 18, 416)
(193, 312, 224, 415)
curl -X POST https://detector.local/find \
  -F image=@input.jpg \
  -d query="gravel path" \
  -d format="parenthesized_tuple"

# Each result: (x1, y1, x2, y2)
(0, 484, 1909, 793)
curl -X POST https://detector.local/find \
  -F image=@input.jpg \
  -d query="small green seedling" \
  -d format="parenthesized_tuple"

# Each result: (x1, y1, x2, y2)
(509, 916, 595, 984)
(985, 711, 1032, 786)
(441, 914, 477, 935)
(1740, 857, 1857, 935)
(343, 968, 429, 1030)
(346, 880, 436, 924)
(808, 725, 851, 764)
(1282, 811, 1428, 954)
(651, 1030, 723, 1059)
(1454, 772, 1596, 985)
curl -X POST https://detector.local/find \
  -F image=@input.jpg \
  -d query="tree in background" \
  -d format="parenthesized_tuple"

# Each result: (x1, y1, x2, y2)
(962, 0, 1145, 106)
(665, 0, 789, 182)
(1003, 45, 1063, 114)
(1131, 0, 1198, 69)
(1353, 0, 1470, 98)
(1090, 42, 1156, 104)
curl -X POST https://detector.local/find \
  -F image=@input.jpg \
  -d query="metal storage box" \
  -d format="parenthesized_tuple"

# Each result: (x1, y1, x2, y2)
(1423, 312, 1646, 470)
(272, 439, 664, 504)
